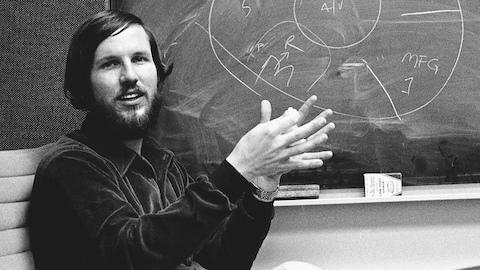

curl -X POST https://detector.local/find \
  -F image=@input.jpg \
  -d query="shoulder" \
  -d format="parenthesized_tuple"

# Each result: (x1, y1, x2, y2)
(37, 134, 115, 178)
(40, 135, 99, 163)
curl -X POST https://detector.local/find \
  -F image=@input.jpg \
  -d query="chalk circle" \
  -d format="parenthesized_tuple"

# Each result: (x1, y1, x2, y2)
(293, 0, 382, 49)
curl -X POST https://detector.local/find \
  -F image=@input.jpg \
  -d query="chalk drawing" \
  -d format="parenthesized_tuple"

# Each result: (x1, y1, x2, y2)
(200, 0, 464, 120)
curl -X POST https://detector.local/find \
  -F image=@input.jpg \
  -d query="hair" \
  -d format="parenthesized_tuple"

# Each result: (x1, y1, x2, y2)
(64, 9, 172, 110)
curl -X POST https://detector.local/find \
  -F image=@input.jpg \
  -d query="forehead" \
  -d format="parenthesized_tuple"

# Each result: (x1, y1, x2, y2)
(94, 24, 151, 58)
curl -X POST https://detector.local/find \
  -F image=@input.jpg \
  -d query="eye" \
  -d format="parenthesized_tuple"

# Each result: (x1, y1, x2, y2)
(132, 55, 150, 63)
(100, 60, 119, 69)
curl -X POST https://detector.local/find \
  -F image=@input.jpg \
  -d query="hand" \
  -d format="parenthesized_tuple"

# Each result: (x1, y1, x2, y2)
(226, 95, 335, 191)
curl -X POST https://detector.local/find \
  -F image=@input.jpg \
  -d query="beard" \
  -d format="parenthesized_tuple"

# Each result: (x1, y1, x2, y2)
(91, 90, 162, 141)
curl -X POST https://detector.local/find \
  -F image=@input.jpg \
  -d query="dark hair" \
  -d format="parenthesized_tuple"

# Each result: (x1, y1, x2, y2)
(64, 9, 171, 110)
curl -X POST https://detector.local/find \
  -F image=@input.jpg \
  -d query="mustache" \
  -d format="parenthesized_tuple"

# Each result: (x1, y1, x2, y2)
(116, 86, 145, 99)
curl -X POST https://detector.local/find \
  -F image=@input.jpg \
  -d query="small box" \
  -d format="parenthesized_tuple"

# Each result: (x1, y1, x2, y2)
(364, 173, 402, 197)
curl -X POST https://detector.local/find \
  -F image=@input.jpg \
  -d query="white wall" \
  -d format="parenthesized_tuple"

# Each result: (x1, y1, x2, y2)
(252, 185, 480, 270)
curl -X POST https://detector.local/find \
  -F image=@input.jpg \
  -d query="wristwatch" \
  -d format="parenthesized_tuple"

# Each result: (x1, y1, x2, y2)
(249, 181, 279, 202)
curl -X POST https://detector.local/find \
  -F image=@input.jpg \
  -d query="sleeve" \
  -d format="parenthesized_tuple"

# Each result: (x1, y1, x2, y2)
(193, 161, 275, 270)
(37, 149, 250, 270)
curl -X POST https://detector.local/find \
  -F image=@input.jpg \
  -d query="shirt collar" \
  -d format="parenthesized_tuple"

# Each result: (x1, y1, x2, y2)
(67, 112, 174, 177)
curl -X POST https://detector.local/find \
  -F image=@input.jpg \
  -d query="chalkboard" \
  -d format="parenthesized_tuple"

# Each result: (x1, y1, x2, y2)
(113, 0, 480, 188)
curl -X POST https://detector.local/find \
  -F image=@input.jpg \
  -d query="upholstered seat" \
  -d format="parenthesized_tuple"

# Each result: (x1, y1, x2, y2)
(0, 144, 52, 270)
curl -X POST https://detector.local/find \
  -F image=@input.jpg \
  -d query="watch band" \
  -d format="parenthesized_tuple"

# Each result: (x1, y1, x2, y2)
(249, 181, 279, 202)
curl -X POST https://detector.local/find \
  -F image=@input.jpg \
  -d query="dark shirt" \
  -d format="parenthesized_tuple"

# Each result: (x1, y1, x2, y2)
(28, 113, 274, 270)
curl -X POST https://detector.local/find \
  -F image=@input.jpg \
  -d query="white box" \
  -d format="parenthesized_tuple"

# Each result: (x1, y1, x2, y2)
(364, 173, 402, 197)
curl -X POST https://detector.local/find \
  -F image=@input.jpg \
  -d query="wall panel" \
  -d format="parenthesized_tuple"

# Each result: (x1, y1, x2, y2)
(0, 0, 108, 150)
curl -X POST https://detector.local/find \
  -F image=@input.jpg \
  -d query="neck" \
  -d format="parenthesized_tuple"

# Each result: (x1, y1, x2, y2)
(122, 138, 143, 154)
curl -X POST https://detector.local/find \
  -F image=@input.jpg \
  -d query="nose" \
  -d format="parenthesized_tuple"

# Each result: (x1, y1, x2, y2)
(119, 63, 138, 86)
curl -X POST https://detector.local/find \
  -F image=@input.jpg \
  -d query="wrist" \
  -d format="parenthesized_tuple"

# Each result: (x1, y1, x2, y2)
(249, 180, 279, 202)
(226, 154, 253, 181)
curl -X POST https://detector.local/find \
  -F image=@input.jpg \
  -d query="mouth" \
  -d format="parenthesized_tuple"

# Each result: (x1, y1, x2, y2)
(117, 90, 146, 103)
(119, 92, 144, 101)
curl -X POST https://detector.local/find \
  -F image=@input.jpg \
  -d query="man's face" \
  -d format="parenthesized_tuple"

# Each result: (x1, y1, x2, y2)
(90, 24, 159, 138)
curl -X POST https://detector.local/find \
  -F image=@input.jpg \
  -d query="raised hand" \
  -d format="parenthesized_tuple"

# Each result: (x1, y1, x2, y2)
(226, 95, 335, 191)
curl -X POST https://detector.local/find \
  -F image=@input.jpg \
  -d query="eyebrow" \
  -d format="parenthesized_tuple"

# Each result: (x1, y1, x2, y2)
(93, 50, 152, 63)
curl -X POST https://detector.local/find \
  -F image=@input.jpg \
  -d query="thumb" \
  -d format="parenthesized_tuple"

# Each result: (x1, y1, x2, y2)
(260, 100, 272, 123)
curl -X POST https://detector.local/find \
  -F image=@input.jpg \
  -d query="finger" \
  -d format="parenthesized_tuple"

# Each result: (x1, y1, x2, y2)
(297, 95, 318, 124)
(260, 100, 272, 123)
(289, 138, 306, 147)
(282, 151, 333, 171)
(282, 132, 331, 158)
(263, 100, 317, 135)
(281, 116, 329, 146)
(291, 151, 334, 161)
(277, 156, 329, 172)
(313, 108, 333, 120)
(307, 122, 336, 141)
(265, 107, 301, 135)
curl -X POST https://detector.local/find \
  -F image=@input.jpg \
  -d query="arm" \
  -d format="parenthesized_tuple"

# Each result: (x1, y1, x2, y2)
(35, 147, 247, 270)
(195, 96, 335, 269)
(193, 164, 275, 270)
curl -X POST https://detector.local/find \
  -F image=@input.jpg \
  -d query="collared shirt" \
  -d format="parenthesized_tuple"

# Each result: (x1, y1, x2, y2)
(28, 113, 274, 270)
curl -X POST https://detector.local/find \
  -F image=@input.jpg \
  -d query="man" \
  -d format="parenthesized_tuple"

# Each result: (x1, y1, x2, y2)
(28, 9, 335, 270)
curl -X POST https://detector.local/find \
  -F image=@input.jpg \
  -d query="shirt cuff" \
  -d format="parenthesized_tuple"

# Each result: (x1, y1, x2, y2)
(209, 160, 274, 219)
(241, 190, 274, 220)
(209, 160, 249, 202)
